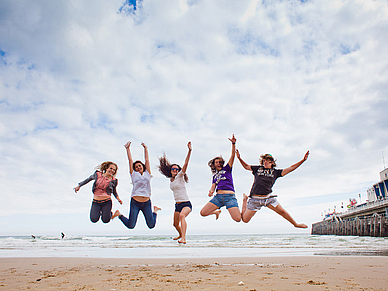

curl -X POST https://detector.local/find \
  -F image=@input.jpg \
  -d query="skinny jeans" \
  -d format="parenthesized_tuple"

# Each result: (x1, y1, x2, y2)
(119, 198, 157, 229)
(90, 199, 112, 223)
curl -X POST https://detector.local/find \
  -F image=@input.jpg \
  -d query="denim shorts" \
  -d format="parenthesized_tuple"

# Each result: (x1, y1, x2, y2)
(209, 193, 239, 209)
(247, 196, 278, 211)
(175, 201, 192, 212)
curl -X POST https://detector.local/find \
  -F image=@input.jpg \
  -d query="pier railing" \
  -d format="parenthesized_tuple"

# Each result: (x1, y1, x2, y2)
(340, 198, 388, 219)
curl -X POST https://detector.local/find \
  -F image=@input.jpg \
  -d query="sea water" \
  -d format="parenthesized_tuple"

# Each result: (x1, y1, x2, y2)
(0, 234, 387, 258)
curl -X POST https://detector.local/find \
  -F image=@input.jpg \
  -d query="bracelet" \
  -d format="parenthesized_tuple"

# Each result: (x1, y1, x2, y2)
(232, 143, 236, 144)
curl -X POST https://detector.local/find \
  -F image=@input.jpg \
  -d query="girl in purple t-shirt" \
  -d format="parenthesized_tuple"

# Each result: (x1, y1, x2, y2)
(200, 135, 241, 222)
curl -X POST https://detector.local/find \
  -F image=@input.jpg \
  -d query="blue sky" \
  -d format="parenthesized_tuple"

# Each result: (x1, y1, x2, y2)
(1, 0, 388, 236)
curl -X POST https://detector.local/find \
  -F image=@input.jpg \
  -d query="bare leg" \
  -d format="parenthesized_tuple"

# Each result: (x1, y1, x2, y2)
(173, 212, 182, 240)
(241, 193, 248, 217)
(267, 203, 308, 228)
(200, 202, 221, 220)
(241, 194, 256, 223)
(178, 207, 192, 244)
(111, 210, 121, 219)
(227, 207, 241, 222)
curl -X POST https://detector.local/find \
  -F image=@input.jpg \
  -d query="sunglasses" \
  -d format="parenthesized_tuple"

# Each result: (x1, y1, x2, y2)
(171, 168, 180, 171)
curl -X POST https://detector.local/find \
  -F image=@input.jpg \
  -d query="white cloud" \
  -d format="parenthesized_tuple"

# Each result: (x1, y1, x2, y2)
(1, 0, 387, 236)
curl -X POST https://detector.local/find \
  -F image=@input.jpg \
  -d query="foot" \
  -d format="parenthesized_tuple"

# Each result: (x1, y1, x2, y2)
(154, 206, 161, 213)
(243, 193, 248, 201)
(111, 210, 121, 219)
(173, 236, 181, 241)
(178, 239, 186, 244)
(295, 223, 308, 228)
(215, 209, 221, 220)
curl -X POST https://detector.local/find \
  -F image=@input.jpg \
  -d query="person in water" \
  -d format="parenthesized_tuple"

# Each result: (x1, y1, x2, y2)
(236, 150, 309, 228)
(200, 134, 241, 222)
(158, 141, 193, 244)
(74, 161, 122, 223)
(112, 142, 161, 228)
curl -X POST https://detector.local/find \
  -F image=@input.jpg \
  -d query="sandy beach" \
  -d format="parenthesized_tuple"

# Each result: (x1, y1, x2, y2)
(0, 256, 387, 290)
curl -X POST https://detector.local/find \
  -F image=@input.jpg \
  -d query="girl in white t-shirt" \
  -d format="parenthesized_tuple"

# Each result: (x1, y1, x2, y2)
(158, 141, 192, 244)
(112, 142, 161, 229)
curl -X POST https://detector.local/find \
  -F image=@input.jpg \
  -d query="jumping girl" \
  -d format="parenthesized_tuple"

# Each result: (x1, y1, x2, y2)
(158, 141, 193, 244)
(112, 142, 160, 229)
(236, 150, 309, 228)
(200, 134, 241, 222)
(74, 161, 122, 223)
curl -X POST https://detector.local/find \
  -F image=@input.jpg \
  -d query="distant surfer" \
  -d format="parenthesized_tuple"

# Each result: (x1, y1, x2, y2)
(61, 232, 65, 239)
(236, 150, 309, 228)
(200, 135, 241, 222)
(31, 235, 36, 239)
(158, 141, 193, 244)
(74, 161, 122, 223)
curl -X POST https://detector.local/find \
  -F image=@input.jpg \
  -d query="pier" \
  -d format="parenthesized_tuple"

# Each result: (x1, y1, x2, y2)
(312, 169, 388, 237)
(311, 199, 388, 237)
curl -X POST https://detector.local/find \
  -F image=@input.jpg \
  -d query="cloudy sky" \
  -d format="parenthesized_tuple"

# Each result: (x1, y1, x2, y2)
(1, 0, 387, 237)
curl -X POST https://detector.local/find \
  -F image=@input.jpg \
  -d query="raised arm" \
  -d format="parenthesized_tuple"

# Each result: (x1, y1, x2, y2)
(181, 141, 192, 173)
(142, 142, 151, 174)
(124, 141, 134, 174)
(236, 149, 252, 171)
(227, 134, 236, 167)
(281, 150, 309, 176)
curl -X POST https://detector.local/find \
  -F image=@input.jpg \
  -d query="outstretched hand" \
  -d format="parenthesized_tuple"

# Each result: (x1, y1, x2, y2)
(141, 142, 147, 148)
(187, 141, 192, 151)
(236, 149, 241, 159)
(73, 186, 80, 193)
(124, 141, 131, 149)
(303, 150, 310, 161)
(228, 134, 236, 144)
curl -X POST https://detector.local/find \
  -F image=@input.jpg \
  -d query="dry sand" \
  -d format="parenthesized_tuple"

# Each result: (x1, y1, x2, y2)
(1, 256, 387, 290)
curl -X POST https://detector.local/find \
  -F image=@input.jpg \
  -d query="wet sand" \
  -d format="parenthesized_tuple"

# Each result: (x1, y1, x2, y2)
(1, 256, 387, 290)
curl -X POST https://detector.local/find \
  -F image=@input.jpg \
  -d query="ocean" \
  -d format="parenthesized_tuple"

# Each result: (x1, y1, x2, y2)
(1, 234, 387, 258)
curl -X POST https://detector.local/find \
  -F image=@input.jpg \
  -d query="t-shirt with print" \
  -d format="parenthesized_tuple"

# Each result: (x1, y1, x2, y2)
(249, 165, 283, 196)
(212, 164, 235, 192)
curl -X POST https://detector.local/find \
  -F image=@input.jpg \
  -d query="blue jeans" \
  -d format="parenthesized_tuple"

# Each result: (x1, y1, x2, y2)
(90, 199, 112, 223)
(119, 198, 157, 229)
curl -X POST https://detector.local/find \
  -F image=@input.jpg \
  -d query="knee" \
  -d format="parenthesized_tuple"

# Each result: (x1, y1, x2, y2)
(102, 218, 110, 224)
(90, 217, 99, 223)
(179, 213, 186, 221)
(242, 217, 249, 223)
(200, 209, 206, 217)
(233, 217, 241, 223)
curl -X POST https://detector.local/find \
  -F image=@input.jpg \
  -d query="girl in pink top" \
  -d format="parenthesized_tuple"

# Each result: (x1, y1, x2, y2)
(74, 161, 123, 223)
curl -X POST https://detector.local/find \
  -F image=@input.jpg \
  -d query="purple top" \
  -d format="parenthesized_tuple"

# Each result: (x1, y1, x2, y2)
(212, 164, 235, 192)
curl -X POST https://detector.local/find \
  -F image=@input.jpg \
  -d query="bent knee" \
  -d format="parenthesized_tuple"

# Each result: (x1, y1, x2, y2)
(233, 217, 241, 223)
